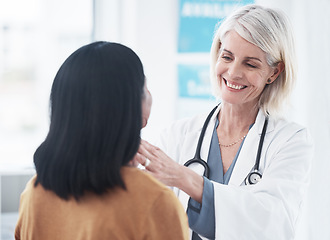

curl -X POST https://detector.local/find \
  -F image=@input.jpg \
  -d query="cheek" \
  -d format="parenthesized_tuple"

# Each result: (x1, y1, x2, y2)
(245, 80, 267, 99)
(215, 61, 224, 76)
(215, 62, 226, 84)
(248, 71, 268, 87)
(144, 92, 152, 116)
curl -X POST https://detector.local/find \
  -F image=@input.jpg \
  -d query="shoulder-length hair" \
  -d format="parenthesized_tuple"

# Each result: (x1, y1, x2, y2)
(210, 4, 297, 116)
(34, 42, 145, 200)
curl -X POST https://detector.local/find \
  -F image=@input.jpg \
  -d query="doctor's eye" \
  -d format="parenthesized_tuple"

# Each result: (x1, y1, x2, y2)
(246, 63, 257, 68)
(221, 55, 232, 62)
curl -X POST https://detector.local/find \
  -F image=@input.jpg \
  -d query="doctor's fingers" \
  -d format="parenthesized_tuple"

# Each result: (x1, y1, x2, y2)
(140, 140, 162, 154)
(138, 146, 160, 166)
(132, 152, 146, 166)
(138, 148, 172, 173)
(138, 140, 163, 162)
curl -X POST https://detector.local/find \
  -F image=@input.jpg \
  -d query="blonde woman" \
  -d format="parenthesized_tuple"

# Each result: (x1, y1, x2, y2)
(137, 5, 313, 240)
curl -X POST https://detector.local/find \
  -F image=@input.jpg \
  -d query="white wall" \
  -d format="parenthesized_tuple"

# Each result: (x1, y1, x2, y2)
(291, 1, 330, 239)
(90, 0, 330, 238)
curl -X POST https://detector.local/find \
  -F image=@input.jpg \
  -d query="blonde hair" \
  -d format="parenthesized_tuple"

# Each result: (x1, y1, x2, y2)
(210, 4, 297, 115)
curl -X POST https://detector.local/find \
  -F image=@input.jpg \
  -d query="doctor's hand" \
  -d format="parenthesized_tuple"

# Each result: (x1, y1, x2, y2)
(137, 140, 204, 203)
(127, 154, 141, 167)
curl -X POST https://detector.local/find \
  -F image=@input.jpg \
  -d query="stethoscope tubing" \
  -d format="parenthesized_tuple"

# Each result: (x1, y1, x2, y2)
(254, 115, 269, 172)
(184, 104, 268, 185)
(183, 105, 218, 179)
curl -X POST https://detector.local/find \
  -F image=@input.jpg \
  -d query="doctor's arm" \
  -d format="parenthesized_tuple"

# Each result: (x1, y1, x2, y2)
(137, 140, 205, 203)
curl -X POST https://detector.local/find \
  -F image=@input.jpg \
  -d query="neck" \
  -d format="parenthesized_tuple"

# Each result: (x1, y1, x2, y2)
(218, 102, 259, 136)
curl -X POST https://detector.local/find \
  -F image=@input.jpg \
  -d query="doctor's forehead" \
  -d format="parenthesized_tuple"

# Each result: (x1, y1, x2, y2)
(219, 32, 267, 61)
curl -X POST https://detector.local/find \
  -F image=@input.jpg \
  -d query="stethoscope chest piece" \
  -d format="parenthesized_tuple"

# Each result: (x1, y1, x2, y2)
(245, 170, 262, 185)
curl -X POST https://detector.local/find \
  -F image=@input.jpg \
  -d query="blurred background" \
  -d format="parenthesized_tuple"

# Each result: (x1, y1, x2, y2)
(0, 0, 329, 239)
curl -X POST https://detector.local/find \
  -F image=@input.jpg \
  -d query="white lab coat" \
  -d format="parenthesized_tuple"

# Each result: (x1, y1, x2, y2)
(157, 105, 313, 240)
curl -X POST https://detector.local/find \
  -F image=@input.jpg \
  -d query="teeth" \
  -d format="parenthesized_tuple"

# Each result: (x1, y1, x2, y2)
(226, 81, 245, 90)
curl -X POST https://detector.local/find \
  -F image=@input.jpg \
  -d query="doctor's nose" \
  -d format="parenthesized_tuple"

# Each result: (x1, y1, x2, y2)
(227, 62, 243, 80)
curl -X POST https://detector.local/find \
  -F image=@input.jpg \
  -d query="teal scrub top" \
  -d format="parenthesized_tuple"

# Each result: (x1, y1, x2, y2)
(187, 117, 250, 239)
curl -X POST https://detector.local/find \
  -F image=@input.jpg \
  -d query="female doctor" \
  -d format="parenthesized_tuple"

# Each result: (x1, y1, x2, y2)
(137, 4, 313, 240)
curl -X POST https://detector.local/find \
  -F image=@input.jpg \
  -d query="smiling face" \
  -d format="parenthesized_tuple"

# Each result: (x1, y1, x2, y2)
(216, 31, 282, 108)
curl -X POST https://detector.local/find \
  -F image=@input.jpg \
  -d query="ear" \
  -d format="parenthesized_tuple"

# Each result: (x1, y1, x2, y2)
(267, 62, 284, 84)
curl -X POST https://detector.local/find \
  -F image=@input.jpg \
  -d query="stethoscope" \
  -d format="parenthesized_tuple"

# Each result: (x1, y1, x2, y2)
(184, 105, 269, 185)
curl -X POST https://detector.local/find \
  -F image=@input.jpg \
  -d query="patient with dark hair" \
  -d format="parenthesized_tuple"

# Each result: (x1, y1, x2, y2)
(15, 41, 188, 240)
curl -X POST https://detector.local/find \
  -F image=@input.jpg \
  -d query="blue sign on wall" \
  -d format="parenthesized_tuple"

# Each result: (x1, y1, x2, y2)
(178, 0, 254, 53)
(178, 64, 214, 99)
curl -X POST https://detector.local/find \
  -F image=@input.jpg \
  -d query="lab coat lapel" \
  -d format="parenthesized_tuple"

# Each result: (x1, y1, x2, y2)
(228, 110, 274, 186)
